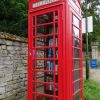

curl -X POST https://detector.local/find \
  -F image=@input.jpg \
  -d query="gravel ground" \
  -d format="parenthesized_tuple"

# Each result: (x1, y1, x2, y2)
(83, 67, 100, 83)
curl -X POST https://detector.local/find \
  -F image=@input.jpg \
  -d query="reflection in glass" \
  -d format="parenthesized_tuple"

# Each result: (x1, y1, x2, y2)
(36, 95, 54, 100)
(36, 83, 54, 94)
(36, 37, 53, 46)
(74, 92, 80, 100)
(73, 38, 80, 47)
(37, 49, 45, 58)
(37, 12, 53, 24)
(33, 28, 35, 36)
(73, 27, 79, 38)
(73, 16, 79, 28)
(37, 24, 53, 36)
(74, 70, 80, 80)
(36, 60, 45, 70)
(33, 39, 35, 48)
(55, 23, 58, 33)
(36, 48, 54, 58)
(74, 49, 80, 58)
(74, 60, 80, 69)
(55, 48, 58, 58)
(34, 11, 59, 99)
(33, 16, 35, 25)
(55, 11, 58, 21)
(74, 81, 80, 92)
(32, 72, 35, 81)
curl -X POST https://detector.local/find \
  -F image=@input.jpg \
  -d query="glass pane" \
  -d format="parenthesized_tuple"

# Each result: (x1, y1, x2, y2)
(36, 48, 53, 58)
(36, 83, 55, 95)
(33, 28, 35, 36)
(36, 36, 53, 47)
(36, 71, 58, 83)
(56, 98, 58, 100)
(36, 94, 54, 100)
(74, 60, 80, 69)
(74, 49, 80, 58)
(32, 82, 36, 92)
(74, 70, 80, 80)
(55, 11, 58, 21)
(33, 16, 35, 25)
(37, 12, 53, 24)
(55, 48, 58, 58)
(74, 92, 80, 100)
(73, 38, 80, 47)
(32, 94, 36, 100)
(32, 60, 36, 67)
(46, 60, 54, 71)
(32, 71, 35, 80)
(55, 23, 58, 34)
(36, 60, 57, 71)
(36, 72, 45, 82)
(37, 24, 53, 36)
(74, 81, 80, 92)
(33, 40, 35, 48)
(36, 60, 45, 70)
(73, 16, 79, 28)
(33, 10, 59, 99)
(55, 85, 58, 95)
(73, 27, 79, 38)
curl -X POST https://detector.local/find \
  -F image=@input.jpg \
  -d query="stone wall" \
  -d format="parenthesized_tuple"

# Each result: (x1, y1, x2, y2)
(0, 32, 28, 100)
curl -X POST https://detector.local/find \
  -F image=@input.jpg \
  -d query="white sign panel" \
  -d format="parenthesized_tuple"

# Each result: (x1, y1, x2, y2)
(88, 16, 93, 32)
(82, 18, 86, 33)
(82, 16, 93, 33)
(32, 0, 58, 8)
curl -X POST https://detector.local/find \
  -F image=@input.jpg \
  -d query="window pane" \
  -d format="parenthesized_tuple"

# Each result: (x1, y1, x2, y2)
(74, 60, 80, 69)
(55, 23, 58, 34)
(37, 24, 53, 36)
(36, 94, 54, 100)
(74, 92, 80, 100)
(74, 81, 80, 92)
(37, 12, 53, 24)
(55, 11, 58, 21)
(73, 38, 80, 47)
(33, 16, 35, 25)
(36, 36, 53, 46)
(33, 28, 35, 36)
(36, 48, 53, 58)
(74, 49, 80, 58)
(73, 27, 79, 38)
(74, 70, 80, 80)
(73, 16, 79, 28)
(36, 83, 54, 94)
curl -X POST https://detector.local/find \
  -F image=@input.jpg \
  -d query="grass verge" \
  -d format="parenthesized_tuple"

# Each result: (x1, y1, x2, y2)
(84, 80, 100, 100)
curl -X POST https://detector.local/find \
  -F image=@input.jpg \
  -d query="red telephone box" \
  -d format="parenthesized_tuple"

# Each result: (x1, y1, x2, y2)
(28, 0, 83, 100)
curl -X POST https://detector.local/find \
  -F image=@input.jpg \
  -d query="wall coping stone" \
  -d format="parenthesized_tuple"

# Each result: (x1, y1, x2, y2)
(0, 32, 27, 43)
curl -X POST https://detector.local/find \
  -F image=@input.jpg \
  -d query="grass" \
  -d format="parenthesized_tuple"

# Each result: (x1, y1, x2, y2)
(84, 80, 100, 100)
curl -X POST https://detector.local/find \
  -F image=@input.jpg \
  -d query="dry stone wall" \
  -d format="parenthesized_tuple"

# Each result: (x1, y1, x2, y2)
(0, 32, 28, 100)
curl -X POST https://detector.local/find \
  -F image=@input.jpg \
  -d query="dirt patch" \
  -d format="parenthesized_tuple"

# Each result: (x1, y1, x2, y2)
(83, 67, 100, 83)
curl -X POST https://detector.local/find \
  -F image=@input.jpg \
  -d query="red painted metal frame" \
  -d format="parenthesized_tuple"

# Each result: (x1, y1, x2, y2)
(28, 0, 83, 100)
(68, 1, 83, 100)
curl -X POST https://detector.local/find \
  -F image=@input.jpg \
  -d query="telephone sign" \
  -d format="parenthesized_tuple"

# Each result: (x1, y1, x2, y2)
(32, 0, 58, 8)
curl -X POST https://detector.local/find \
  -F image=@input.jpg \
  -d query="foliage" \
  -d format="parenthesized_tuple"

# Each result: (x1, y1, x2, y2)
(82, 0, 100, 51)
(84, 80, 100, 100)
(0, 0, 28, 37)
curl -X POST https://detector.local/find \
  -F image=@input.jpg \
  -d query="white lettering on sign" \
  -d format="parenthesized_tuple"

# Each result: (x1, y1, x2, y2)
(32, 0, 58, 8)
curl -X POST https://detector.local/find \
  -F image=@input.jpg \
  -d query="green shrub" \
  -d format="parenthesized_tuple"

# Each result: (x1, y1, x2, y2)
(84, 80, 100, 100)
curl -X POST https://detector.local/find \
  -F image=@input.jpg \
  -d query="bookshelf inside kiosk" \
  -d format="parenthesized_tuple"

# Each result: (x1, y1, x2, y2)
(33, 11, 58, 100)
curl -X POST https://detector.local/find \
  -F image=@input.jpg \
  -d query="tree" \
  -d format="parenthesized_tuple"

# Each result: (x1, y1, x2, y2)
(82, 0, 100, 51)
(0, 0, 28, 37)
